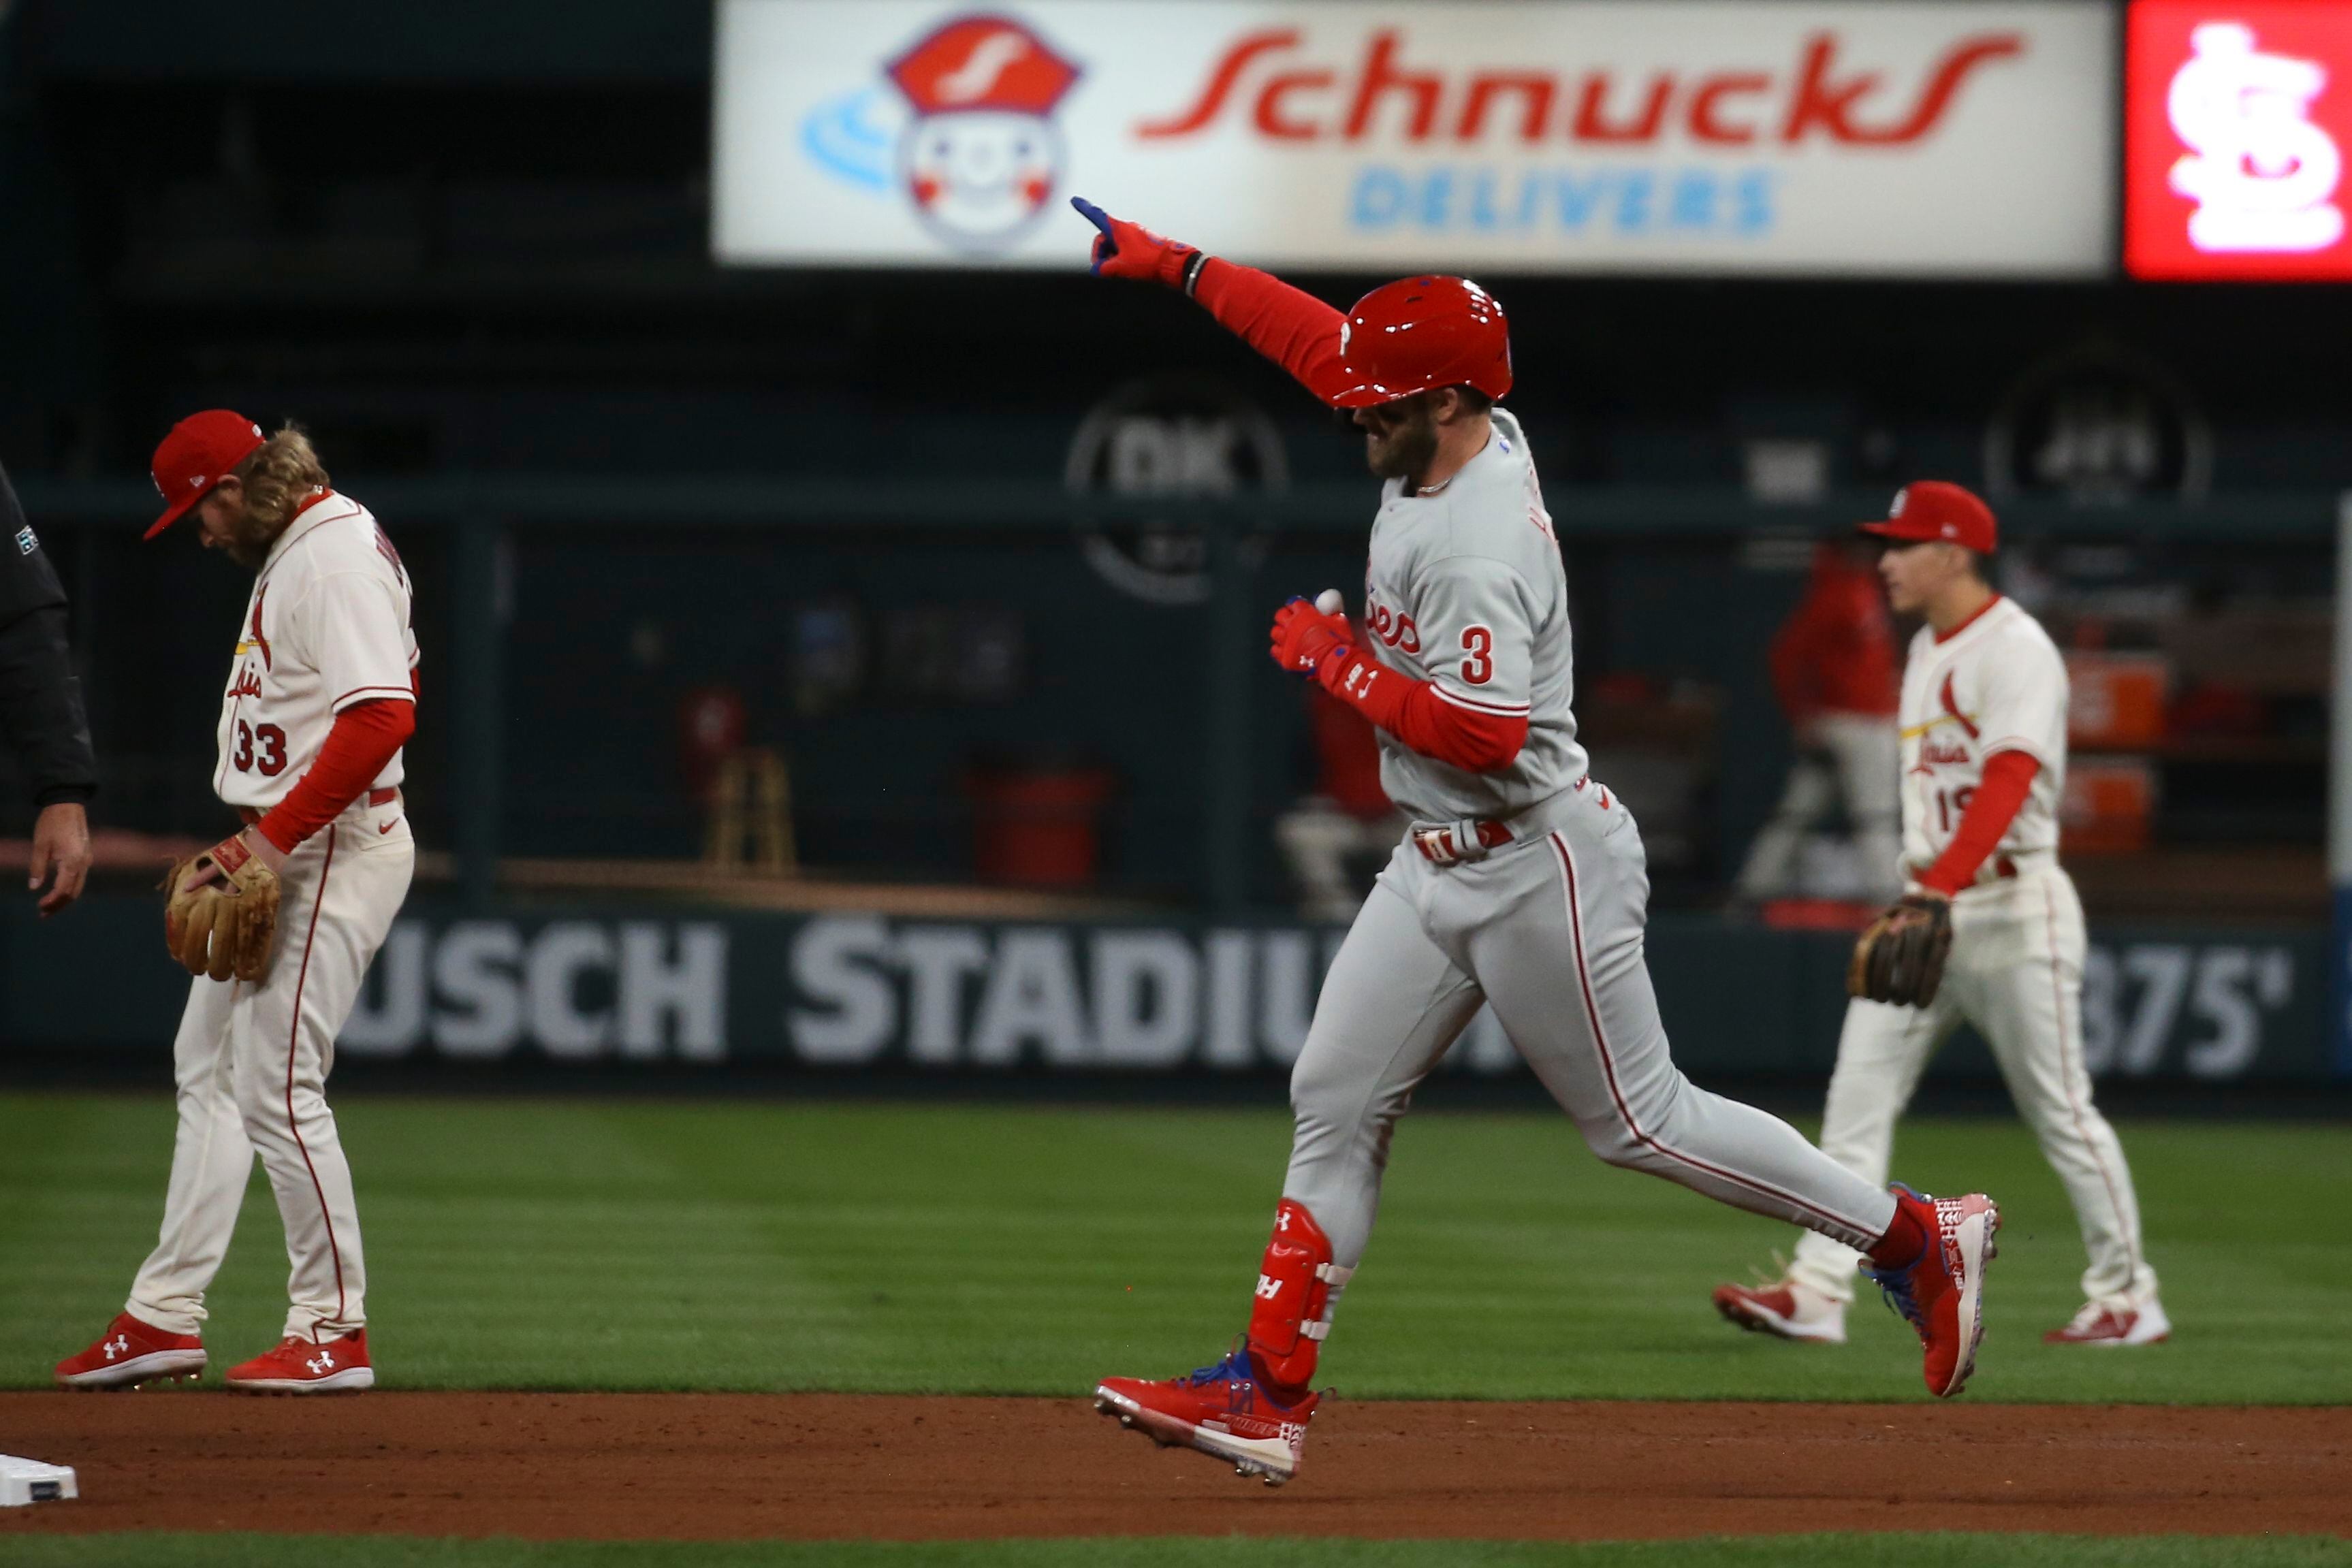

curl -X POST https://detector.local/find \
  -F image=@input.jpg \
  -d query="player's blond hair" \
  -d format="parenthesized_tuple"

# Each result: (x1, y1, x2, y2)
(232, 424, 332, 537)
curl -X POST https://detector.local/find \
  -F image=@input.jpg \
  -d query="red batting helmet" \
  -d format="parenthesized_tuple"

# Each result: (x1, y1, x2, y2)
(1329, 276, 1512, 408)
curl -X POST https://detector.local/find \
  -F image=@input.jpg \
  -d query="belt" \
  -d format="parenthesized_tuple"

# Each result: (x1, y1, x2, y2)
(1411, 778, 1605, 867)
(238, 786, 397, 827)
(1410, 818, 1513, 865)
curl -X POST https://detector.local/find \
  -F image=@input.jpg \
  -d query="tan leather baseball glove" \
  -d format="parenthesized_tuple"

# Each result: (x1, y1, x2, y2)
(1847, 892, 1953, 1008)
(163, 834, 282, 982)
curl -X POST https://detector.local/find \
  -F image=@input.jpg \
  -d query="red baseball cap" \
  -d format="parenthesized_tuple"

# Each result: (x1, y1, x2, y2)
(146, 410, 266, 539)
(1859, 481, 1997, 554)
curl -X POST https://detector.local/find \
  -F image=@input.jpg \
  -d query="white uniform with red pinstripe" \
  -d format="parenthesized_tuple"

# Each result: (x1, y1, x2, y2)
(1282, 415, 1898, 1292)
(126, 492, 416, 1344)
(1784, 598, 2159, 1317)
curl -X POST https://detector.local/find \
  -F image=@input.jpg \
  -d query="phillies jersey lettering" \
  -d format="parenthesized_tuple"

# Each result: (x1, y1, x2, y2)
(1895, 596, 2067, 876)
(214, 492, 418, 810)
(1361, 409, 1586, 821)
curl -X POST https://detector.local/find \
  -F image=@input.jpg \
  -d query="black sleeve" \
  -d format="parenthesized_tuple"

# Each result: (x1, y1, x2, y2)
(0, 466, 97, 806)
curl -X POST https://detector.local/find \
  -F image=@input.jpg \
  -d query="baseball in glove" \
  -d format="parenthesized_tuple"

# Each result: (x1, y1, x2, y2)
(1847, 892, 1954, 1008)
(163, 833, 282, 982)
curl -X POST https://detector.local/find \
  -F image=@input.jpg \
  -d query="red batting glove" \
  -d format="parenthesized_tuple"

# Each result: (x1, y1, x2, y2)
(1269, 597, 1354, 675)
(1071, 197, 1204, 292)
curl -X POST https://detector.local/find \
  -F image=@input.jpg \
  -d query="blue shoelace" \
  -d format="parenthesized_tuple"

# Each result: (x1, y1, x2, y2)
(1864, 1262, 1924, 1331)
(1866, 1184, 1930, 1332)
(1184, 1348, 1255, 1388)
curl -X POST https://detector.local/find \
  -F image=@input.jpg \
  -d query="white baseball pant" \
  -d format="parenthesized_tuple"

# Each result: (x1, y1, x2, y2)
(1283, 782, 1898, 1280)
(127, 797, 413, 1340)
(1736, 712, 1903, 903)
(1787, 861, 2157, 1312)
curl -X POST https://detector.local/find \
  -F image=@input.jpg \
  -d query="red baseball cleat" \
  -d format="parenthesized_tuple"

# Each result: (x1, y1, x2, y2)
(1094, 1345, 1318, 1485)
(2046, 1299, 2170, 1346)
(54, 1312, 206, 1390)
(1712, 1277, 1847, 1344)
(225, 1329, 373, 1394)
(1863, 1185, 2000, 1398)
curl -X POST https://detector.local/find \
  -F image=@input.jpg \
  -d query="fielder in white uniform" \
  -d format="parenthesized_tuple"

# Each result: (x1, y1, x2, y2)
(1074, 200, 2001, 1486)
(57, 412, 417, 1393)
(1715, 483, 2165, 1349)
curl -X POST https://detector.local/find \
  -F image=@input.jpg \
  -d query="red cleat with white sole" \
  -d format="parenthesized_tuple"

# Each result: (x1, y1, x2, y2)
(1863, 1185, 2001, 1398)
(54, 1312, 206, 1390)
(1712, 1278, 1847, 1344)
(225, 1329, 374, 1394)
(2046, 1299, 2170, 1346)
(1094, 1346, 1318, 1486)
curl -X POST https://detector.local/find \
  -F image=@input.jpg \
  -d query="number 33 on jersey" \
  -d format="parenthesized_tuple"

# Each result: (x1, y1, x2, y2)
(214, 492, 419, 810)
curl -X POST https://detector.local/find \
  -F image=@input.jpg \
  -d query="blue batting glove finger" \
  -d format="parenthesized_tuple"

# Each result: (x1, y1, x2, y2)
(1070, 197, 1117, 273)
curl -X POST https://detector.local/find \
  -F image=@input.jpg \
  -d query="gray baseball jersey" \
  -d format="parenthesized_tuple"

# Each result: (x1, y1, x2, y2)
(1357, 409, 1588, 822)
(1272, 407, 1906, 1336)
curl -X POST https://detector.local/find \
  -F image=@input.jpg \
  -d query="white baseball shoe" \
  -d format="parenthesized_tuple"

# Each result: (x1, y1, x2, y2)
(1712, 1275, 1848, 1344)
(2045, 1298, 2170, 1346)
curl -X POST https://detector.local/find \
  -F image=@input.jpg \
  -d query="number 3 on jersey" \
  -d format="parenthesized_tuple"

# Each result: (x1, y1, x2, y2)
(234, 720, 288, 776)
(1460, 625, 1494, 686)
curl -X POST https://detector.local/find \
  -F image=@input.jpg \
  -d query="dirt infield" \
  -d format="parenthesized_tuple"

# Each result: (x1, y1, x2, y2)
(1, 1392, 2345, 1541)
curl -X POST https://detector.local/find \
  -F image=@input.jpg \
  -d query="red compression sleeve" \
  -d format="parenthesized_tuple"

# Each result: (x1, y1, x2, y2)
(1319, 650, 1527, 773)
(1191, 257, 1352, 406)
(254, 697, 416, 852)
(1917, 749, 2039, 896)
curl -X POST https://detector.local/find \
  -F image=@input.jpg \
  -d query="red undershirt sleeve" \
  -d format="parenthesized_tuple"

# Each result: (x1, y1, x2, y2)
(1190, 257, 1353, 406)
(1918, 749, 2039, 896)
(253, 697, 416, 852)
(1316, 650, 1529, 773)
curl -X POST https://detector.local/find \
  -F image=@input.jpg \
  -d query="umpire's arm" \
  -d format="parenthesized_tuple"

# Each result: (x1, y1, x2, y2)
(0, 464, 96, 913)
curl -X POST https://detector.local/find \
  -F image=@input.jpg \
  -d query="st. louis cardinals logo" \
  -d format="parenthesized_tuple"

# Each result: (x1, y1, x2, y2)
(238, 586, 273, 671)
(801, 14, 1082, 252)
(1939, 673, 1980, 739)
(2167, 22, 2343, 255)
(1903, 673, 1980, 767)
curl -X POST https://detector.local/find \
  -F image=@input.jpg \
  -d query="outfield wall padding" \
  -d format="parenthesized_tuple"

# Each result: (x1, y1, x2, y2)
(0, 896, 2327, 1083)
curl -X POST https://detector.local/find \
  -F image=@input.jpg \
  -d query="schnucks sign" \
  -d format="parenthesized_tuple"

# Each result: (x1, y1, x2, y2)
(2125, 0, 2352, 280)
(714, 1, 2117, 275)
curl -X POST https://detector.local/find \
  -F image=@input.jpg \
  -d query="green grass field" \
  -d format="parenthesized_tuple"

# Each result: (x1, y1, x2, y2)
(1, 1093, 2346, 1403)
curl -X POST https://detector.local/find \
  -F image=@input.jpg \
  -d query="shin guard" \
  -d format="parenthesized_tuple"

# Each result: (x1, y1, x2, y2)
(1245, 1199, 1351, 1394)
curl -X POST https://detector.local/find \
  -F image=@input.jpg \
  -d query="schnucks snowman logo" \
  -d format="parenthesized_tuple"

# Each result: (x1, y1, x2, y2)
(801, 14, 1081, 251)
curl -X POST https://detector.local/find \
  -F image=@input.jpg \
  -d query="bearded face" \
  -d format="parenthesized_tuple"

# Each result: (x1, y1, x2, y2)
(1355, 394, 1441, 483)
(194, 481, 293, 571)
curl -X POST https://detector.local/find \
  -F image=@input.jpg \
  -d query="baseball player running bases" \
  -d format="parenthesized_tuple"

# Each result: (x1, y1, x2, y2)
(1716, 483, 2166, 1349)
(1073, 201, 2001, 1486)
(56, 413, 418, 1393)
